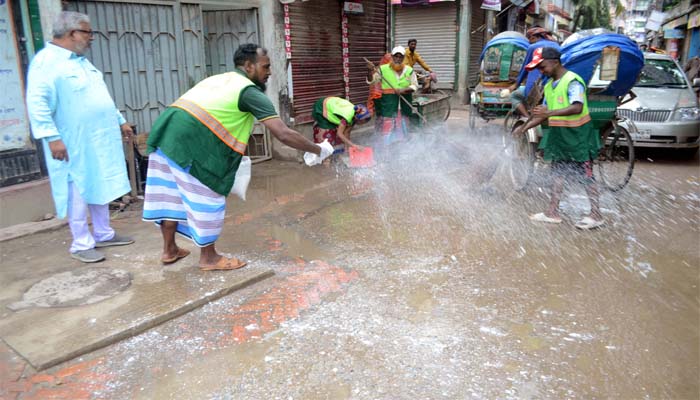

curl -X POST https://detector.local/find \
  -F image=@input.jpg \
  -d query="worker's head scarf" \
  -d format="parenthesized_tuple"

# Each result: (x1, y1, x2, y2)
(380, 53, 392, 65)
(353, 103, 371, 123)
(526, 27, 555, 41)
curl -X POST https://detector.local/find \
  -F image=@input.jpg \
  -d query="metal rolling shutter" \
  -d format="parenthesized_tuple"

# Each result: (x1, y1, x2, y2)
(66, 1, 206, 133)
(203, 9, 259, 77)
(469, 0, 486, 88)
(288, 1, 344, 124)
(394, 2, 458, 89)
(346, 1, 387, 106)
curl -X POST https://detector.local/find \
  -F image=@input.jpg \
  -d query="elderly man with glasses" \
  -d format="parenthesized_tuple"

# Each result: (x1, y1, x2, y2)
(26, 11, 135, 263)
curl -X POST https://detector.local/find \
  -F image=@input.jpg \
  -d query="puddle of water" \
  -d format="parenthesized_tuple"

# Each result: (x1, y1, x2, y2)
(406, 286, 435, 317)
(268, 225, 332, 261)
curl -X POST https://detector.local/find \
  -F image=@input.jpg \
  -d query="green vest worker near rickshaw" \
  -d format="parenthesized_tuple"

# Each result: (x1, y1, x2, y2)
(513, 47, 604, 230)
(311, 96, 371, 155)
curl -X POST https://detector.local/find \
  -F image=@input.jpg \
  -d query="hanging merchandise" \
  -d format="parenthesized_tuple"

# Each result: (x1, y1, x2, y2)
(284, 4, 292, 59)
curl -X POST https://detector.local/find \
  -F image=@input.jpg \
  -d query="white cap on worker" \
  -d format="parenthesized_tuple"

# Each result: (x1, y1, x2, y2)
(391, 46, 406, 55)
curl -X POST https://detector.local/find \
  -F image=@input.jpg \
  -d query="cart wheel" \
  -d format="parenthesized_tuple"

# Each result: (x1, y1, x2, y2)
(434, 90, 451, 121)
(505, 121, 535, 191)
(597, 122, 635, 191)
(469, 103, 477, 129)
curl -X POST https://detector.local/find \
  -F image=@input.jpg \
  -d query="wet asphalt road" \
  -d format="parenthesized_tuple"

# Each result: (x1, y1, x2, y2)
(9, 110, 699, 399)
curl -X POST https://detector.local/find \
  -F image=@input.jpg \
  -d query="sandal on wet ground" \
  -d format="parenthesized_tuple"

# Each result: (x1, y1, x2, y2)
(529, 212, 563, 224)
(199, 257, 247, 271)
(575, 217, 604, 230)
(161, 248, 191, 264)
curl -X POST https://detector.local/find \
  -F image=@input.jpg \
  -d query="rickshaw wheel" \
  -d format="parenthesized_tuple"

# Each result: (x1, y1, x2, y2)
(505, 121, 535, 191)
(596, 123, 635, 192)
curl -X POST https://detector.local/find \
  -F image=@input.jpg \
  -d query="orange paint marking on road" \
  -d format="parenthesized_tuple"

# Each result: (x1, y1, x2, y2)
(0, 258, 357, 399)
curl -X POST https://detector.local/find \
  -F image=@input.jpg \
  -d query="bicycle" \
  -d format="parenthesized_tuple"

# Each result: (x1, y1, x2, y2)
(505, 91, 636, 192)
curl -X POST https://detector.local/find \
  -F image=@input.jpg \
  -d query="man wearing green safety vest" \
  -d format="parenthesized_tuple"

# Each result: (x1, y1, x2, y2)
(366, 46, 418, 146)
(143, 44, 333, 271)
(514, 47, 604, 230)
(311, 96, 371, 155)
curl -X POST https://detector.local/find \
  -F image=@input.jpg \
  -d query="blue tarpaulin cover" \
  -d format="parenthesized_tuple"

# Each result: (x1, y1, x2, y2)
(560, 29, 644, 96)
(479, 31, 530, 61)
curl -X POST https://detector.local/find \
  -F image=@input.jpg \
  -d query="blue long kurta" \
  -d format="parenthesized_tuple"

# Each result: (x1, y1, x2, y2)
(26, 43, 130, 218)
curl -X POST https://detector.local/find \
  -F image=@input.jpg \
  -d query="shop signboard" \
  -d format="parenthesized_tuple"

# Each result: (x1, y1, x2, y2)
(481, 0, 501, 11)
(343, 1, 364, 14)
(646, 10, 664, 31)
(0, 1, 30, 151)
(663, 28, 685, 39)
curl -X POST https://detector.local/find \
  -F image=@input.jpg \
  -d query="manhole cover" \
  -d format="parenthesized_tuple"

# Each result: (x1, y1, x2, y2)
(7, 268, 131, 311)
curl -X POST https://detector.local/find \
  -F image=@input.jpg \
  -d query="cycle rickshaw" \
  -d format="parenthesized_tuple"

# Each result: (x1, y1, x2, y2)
(469, 31, 530, 129)
(507, 30, 644, 192)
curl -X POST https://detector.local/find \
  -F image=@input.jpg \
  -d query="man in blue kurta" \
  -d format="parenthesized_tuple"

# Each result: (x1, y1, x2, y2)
(26, 11, 135, 263)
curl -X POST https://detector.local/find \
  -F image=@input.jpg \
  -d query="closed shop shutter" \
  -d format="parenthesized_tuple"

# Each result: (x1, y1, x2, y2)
(288, 1, 344, 124)
(394, 2, 458, 89)
(469, 0, 486, 88)
(203, 9, 259, 77)
(346, 1, 387, 106)
(66, 1, 206, 133)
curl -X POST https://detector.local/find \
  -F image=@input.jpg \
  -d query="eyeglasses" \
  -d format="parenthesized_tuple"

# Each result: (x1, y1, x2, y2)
(73, 29, 95, 37)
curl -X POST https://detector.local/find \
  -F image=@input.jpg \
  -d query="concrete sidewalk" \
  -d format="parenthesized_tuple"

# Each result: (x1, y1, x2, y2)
(0, 159, 341, 372)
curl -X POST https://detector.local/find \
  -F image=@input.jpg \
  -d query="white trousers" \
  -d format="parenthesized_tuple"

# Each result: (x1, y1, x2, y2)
(67, 182, 114, 253)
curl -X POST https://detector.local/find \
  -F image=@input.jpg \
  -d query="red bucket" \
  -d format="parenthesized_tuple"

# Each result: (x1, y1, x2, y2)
(348, 146, 375, 168)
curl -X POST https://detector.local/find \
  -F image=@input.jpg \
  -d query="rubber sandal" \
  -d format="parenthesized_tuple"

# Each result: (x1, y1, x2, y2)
(529, 212, 562, 224)
(161, 248, 191, 264)
(199, 257, 247, 271)
(575, 217, 604, 230)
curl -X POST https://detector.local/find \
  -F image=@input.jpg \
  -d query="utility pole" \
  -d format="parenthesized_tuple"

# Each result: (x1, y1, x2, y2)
(485, 10, 496, 41)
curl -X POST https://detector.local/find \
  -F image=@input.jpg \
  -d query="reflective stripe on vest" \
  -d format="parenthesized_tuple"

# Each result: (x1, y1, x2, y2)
(380, 64, 413, 90)
(544, 70, 591, 127)
(172, 98, 248, 155)
(175, 71, 256, 155)
(322, 97, 355, 126)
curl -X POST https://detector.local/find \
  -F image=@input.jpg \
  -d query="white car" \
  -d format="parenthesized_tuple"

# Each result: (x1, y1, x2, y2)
(618, 53, 700, 157)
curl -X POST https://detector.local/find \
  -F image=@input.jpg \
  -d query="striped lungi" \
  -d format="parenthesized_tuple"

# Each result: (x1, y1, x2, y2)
(142, 149, 226, 247)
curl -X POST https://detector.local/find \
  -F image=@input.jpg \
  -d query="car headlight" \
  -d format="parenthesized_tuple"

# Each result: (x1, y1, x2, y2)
(671, 107, 700, 121)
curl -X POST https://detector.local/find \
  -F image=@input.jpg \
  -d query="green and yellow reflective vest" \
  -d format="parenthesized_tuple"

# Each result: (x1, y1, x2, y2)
(375, 63, 414, 118)
(312, 97, 355, 129)
(544, 70, 591, 127)
(147, 72, 257, 195)
(174, 72, 256, 154)
(538, 70, 601, 162)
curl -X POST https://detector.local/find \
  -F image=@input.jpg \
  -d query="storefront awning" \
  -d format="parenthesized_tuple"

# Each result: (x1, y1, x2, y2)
(662, 15, 688, 30)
